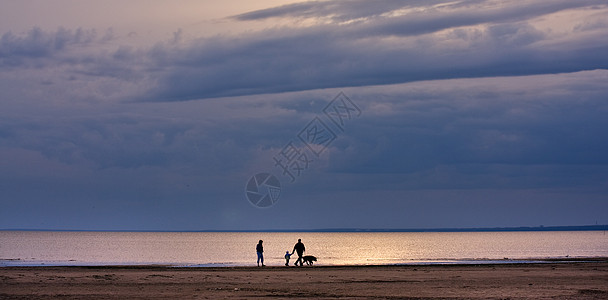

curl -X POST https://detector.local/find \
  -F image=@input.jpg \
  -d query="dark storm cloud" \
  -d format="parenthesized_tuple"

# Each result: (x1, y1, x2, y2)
(141, 30, 607, 101)
(1, 1, 607, 230)
(6, 70, 605, 184)
(1, 70, 607, 230)
(2, 111, 223, 170)
(235, 0, 601, 37)
(139, 0, 608, 101)
(329, 74, 608, 178)
(1, 1, 606, 102)
(0, 90, 312, 174)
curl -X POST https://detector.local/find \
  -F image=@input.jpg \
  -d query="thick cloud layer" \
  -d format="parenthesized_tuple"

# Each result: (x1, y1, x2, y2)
(2, 0, 607, 102)
(1, 0, 607, 230)
(143, 0, 608, 100)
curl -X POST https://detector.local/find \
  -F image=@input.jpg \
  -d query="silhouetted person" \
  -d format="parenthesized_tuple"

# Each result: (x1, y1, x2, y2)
(256, 240, 265, 267)
(284, 251, 292, 266)
(292, 239, 305, 266)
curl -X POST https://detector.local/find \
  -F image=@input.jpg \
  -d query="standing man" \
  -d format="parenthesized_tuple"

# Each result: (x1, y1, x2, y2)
(256, 240, 265, 267)
(292, 238, 305, 266)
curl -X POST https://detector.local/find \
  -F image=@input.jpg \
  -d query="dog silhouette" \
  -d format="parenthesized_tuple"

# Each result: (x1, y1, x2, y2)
(302, 255, 317, 265)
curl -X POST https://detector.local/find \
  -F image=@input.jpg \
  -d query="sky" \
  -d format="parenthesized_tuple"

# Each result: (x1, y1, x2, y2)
(1, 0, 607, 231)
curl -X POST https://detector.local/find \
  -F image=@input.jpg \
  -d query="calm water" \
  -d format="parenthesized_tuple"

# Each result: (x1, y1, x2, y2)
(1, 231, 606, 267)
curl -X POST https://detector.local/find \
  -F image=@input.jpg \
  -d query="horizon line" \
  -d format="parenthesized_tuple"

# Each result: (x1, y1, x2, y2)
(2, 224, 607, 233)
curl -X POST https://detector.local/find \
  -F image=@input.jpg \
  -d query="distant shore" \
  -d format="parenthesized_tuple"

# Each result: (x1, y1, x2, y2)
(2, 224, 607, 232)
(2, 260, 607, 299)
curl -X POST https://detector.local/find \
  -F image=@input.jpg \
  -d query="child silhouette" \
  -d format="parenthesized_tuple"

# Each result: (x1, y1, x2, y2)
(284, 251, 293, 266)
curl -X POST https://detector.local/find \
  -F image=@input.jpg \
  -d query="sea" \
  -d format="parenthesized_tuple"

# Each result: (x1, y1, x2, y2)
(1, 231, 606, 267)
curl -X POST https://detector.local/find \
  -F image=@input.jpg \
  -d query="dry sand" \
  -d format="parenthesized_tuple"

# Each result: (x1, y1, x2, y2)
(1, 261, 608, 299)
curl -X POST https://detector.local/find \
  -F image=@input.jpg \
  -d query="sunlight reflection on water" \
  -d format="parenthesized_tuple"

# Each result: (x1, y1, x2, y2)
(1, 231, 606, 267)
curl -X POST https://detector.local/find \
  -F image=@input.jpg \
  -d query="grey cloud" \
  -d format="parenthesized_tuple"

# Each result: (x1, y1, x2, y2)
(2, 2, 607, 230)
(0, 27, 98, 67)
(9, 117, 194, 170)
(320, 71, 608, 189)
(485, 23, 545, 46)
(134, 0, 607, 101)
(235, 0, 603, 36)
(1, 71, 607, 230)
(233, 0, 430, 22)
(0, 95, 308, 172)
(141, 24, 606, 101)
(1, 1, 606, 103)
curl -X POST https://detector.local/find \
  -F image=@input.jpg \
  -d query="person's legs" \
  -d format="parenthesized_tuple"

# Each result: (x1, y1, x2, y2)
(257, 252, 264, 266)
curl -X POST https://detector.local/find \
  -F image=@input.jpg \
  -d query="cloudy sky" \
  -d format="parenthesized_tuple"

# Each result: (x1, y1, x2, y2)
(1, 0, 607, 230)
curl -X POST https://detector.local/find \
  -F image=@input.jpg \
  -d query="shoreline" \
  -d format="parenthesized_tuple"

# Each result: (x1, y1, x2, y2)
(2, 256, 607, 268)
(2, 261, 607, 299)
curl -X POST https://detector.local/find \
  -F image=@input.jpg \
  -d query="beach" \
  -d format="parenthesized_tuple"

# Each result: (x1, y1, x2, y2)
(1, 260, 607, 299)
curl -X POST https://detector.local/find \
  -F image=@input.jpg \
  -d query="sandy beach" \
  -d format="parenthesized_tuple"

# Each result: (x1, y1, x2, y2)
(1, 260, 607, 299)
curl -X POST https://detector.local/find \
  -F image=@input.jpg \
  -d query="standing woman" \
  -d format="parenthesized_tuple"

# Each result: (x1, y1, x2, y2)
(256, 240, 265, 267)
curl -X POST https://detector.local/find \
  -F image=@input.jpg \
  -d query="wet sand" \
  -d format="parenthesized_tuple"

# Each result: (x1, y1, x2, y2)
(1, 261, 608, 299)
